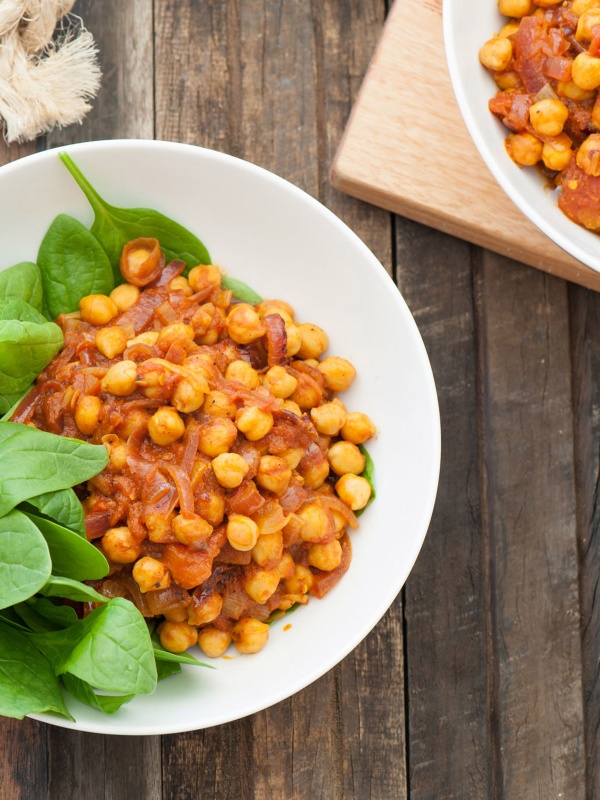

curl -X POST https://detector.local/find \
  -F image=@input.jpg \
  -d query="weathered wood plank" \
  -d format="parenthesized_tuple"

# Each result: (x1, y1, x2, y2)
(477, 254, 584, 798)
(397, 223, 489, 798)
(567, 283, 600, 799)
(0, 718, 47, 800)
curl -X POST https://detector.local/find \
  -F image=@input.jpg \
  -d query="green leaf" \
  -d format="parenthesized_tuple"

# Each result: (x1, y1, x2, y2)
(59, 153, 211, 281)
(0, 262, 43, 312)
(29, 597, 79, 629)
(21, 510, 108, 581)
(37, 214, 114, 319)
(40, 576, 106, 604)
(21, 487, 86, 536)
(0, 619, 72, 720)
(29, 597, 157, 695)
(221, 277, 263, 304)
(0, 510, 52, 610)
(12, 600, 64, 633)
(0, 421, 108, 517)
(156, 660, 182, 682)
(0, 317, 63, 403)
(61, 673, 134, 714)
(0, 299, 47, 324)
(152, 639, 213, 669)
(355, 444, 376, 517)
(0, 387, 30, 418)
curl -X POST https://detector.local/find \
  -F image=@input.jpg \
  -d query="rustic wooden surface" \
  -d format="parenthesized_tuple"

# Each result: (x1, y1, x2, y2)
(0, 1, 598, 798)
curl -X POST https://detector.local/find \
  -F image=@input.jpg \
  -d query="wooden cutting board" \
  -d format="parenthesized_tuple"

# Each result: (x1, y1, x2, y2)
(330, 0, 600, 292)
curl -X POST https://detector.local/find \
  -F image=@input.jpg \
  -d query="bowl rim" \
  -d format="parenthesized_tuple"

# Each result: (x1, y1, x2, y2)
(442, 0, 600, 274)
(0, 138, 441, 734)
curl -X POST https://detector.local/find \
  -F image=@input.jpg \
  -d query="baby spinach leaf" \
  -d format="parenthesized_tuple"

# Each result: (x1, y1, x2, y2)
(0, 606, 30, 632)
(221, 277, 263, 304)
(0, 298, 47, 324)
(61, 673, 134, 714)
(152, 640, 213, 669)
(13, 600, 64, 633)
(37, 214, 114, 319)
(60, 153, 211, 281)
(40, 576, 106, 604)
(0, 262, 43, 312)
(0, 619, 73, 720)
(21, 487, 86, 536)
(21, 510, 108, 581)
(0, 421, 108, 517)
(156, 660, 182, 682)
(0, 510, 52, 610)
(29, 597, 79, 629)
(29, 597, 157, 696)
(0, 388, 30, 417)
(355, 444, 376, 517)
(0, 317, 63, 406)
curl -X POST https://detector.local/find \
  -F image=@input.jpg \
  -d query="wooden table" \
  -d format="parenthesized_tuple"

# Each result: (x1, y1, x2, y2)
(0, 1, 596, 798)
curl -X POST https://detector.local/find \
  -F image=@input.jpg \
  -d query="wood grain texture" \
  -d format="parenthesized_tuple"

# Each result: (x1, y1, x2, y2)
(396, 223, 489, 798)
(476, 255, 585, 797)
(330, 0, 600, 292)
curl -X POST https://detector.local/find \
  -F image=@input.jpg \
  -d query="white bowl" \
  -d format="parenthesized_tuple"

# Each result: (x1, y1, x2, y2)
(443, 1, 600, 272)
(0, 140, 440, 735)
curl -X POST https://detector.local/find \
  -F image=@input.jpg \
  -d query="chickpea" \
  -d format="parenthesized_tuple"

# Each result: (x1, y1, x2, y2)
(106, 437, 127, 470)
(146, 511, 176, 543)
(335, 473, 372, 511)
(577, 134, 600, 176)
(263, 365, 298, 398)
(495, 71, 521, 91)
(158, 621, 198, 653)
(498, 21, 520, 37)
(297, 502, 333, 543)
(497, 0, 534, 16)
(556, 81, 595, 102)
(341, 411, 376, 444)
(573, 0, 600, 14)
(318, 356, 356, 392)
(132, 556, 171, 593)
(227, 514, 260, 551)
(285, 322, 303, 357)
(232, 617, 270, 654)
(327, 441, 366, 475)
(188, 264, 222, 293)
(296, 322, 329, 360)
(95, 326, 128, 359)
(156, 322, 195, 352)
(332, 508, 348, 538)
(298, 454, 330, 489)
(198, 627, 232, 658)
(505, 132, 543, 166)
(257, 299, 295, 318)
(571, 52, 600, 91)
(255, 455, 292, 495)
(528, 98, 569, 137)
(171, 375, 209, 414)
(169, 275, 193, 295)
(225, 359, 260, 388)
(101, 526, 142, 564)
(310, 402, 347, 435)
(541, 134, 573, 172)
(172, 513, 213, 546)
(284, 563, 314, 595)
(533, 0, 561, 6)
(226, 303, 266, 344)
(212, 452, 250, 488)
(110, 283, 140, 312)
(281, 399, 303, 417)
(101, 359, 138, 396)
(198, 417, 238, 457)
(127, 331, 159, 347)
(196, 492, 225, 528)
(203, 389, 238, 418)
(576, 8, 600, 39)
(148, 407, 186, 446)
(118, 408, 149, 438)
(290, 375, 322, 410)
(245, 568, 281, 604)
(74, 394, 102, 435)
(252, 532, 284, 567)
(279, 447, 305, 469)
(277, 551, 296, 580)
(79, 294, 119, 326)
(164, 607, 188, 624)
(479, 36, 513, 72)
(235, 406, 274, 441)
(188, 592, 223, 626)
(308, 539, 343, 572)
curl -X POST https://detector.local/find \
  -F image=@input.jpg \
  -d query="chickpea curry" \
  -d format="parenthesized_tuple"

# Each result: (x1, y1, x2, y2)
(11, 239, 375, 659)
(480, 0, 600, 230)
